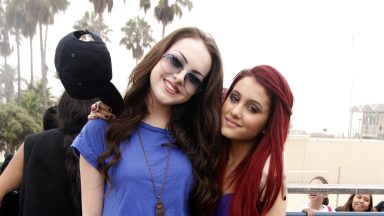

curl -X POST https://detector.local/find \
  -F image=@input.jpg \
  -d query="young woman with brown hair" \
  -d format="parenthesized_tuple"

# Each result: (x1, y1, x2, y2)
(72, 27, 224, 216)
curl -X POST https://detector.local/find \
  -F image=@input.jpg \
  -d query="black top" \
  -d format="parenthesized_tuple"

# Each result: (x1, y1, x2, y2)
(18, 129, 79, 216)
(376, 201, 384, 212)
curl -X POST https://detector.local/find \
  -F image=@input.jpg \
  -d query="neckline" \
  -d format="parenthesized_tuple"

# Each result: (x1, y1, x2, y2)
(139, 121, 169, 133)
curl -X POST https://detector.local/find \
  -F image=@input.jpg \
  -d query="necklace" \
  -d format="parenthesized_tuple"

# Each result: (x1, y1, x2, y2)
(137, 129, 172, 216)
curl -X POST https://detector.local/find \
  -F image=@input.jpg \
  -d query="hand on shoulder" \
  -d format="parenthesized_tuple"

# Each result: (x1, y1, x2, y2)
(88, 101, 115, 120)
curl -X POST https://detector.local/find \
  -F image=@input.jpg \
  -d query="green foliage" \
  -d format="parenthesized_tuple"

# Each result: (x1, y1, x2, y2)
(120, 16, 154, 64)
(19, 81, 57, 127)
(89, 0, 114, 14)
(139, 0, 151, 13)
(0, 103, 41, 154)
(73, 11, 112, 43)
(154, 0, 193, 37)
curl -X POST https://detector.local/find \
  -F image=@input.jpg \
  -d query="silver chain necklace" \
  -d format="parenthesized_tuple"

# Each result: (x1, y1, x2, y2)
(137, 129, 172, 216)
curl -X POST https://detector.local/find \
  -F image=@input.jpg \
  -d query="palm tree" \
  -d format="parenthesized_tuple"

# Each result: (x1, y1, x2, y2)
(5, 0, 25, 104)
(12, 31, 21, 104)
(0, 3, 15, 104)
(89, 0, 114, 14)
(88, 0, 132, 14)
(139, 0, 151, 13)
(154, 0, 193, 38)
(0, 63, 16, 103)
(33, 0, 69, 110)
(73, 11, 112, 43)
(5, 0, 38, 89)
(0, 4, 12, 67)
(120, 16, 154, 64)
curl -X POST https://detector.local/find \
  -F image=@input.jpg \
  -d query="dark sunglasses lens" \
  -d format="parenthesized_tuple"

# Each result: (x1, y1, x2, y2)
(185, 73, 202, 93)
(167, 54, 183, 69)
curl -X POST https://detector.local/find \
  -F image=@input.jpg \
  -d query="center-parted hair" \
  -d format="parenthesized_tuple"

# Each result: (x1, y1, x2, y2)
(217, 65, 294, 216)
(338, 194, 374, 212)
(310, 176, 330, 205)
(97, 27, 224, 215)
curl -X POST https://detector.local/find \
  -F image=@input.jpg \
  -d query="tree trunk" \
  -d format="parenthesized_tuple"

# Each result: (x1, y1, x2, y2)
(29, 37, 34, 88)
(162, 24, 166, 38)
(39, 23, 48, 110)
(3, 57, 11, 103)
(17, 35, 21, 105)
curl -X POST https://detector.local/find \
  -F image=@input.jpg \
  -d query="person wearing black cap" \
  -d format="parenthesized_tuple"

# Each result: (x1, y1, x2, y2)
(55, 29, 124, 115)
(71, 27, 224, 216)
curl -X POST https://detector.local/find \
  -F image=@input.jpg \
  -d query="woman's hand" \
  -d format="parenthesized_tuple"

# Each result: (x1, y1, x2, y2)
(88, 101, 115, 120)
(302, 208, 316, 216)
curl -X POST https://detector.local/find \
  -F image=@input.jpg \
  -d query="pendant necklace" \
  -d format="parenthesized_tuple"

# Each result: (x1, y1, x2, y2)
(137, 129, 172, 216)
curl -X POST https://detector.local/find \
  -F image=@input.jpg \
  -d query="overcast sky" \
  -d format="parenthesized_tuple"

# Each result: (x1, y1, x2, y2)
(8, 0, 384, 135)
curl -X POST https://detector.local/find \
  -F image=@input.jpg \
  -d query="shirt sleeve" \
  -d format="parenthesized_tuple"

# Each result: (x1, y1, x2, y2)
(71, 119, 108, 169)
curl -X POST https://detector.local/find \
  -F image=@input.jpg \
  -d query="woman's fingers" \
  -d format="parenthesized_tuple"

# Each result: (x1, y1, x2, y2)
(88, 101, 115, 120)
(91, 101, 113, 113)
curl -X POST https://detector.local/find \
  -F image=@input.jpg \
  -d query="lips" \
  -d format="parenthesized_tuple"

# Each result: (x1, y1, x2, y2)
(224, 116, 241, 127)
(352, 202, 366, 211)
(163, 79, 179, 94)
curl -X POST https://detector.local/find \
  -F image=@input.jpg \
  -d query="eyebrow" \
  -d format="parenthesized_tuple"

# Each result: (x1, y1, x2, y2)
(174, 50, 204, 78)
(232, 90, 264, 111)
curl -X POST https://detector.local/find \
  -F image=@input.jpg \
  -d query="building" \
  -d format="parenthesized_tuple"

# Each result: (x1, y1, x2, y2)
(349, 104, 384, 139)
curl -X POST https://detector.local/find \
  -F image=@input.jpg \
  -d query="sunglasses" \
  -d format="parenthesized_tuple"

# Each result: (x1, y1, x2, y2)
(160, 53, 204, 94)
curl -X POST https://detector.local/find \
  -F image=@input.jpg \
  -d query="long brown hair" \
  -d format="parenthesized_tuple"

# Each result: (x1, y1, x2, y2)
(217, 65, 294, 215)
(338, 194, 373, 212)
(97, 27, 223, 215)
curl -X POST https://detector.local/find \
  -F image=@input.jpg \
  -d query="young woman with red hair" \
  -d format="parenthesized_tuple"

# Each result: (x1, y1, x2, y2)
(215, 65, 293, 216)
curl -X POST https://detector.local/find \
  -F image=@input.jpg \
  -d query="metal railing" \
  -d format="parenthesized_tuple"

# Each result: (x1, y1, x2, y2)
(286, 184, 384, 215)
(286, 213, 384, 216)
(288, 184, 384, 194)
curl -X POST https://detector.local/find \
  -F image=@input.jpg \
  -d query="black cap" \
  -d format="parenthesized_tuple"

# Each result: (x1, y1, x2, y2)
(55, 29, 124, 115)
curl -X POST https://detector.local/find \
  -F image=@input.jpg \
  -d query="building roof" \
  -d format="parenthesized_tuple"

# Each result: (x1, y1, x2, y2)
(350, 104, 384, 112)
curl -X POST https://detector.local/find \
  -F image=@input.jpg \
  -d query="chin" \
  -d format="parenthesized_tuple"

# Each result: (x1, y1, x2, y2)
(221, 128, 236, 139)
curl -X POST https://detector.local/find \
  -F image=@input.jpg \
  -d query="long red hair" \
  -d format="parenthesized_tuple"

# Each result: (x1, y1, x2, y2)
(217, 65, 294, 215)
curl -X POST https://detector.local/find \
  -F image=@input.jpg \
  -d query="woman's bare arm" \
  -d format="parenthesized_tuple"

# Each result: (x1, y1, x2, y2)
(264, 188, 287, 216)
(79, 155, 105, 216)
(0, 144, 24, 206)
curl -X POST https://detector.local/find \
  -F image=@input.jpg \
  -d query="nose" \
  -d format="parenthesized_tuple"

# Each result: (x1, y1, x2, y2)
(230, 104, 242, 118)
(172, 68, 188, 85)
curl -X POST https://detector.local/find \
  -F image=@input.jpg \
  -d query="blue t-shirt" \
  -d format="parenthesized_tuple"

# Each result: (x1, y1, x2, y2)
(72, 119, 194, 216)
(214, 193, 233, 216)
